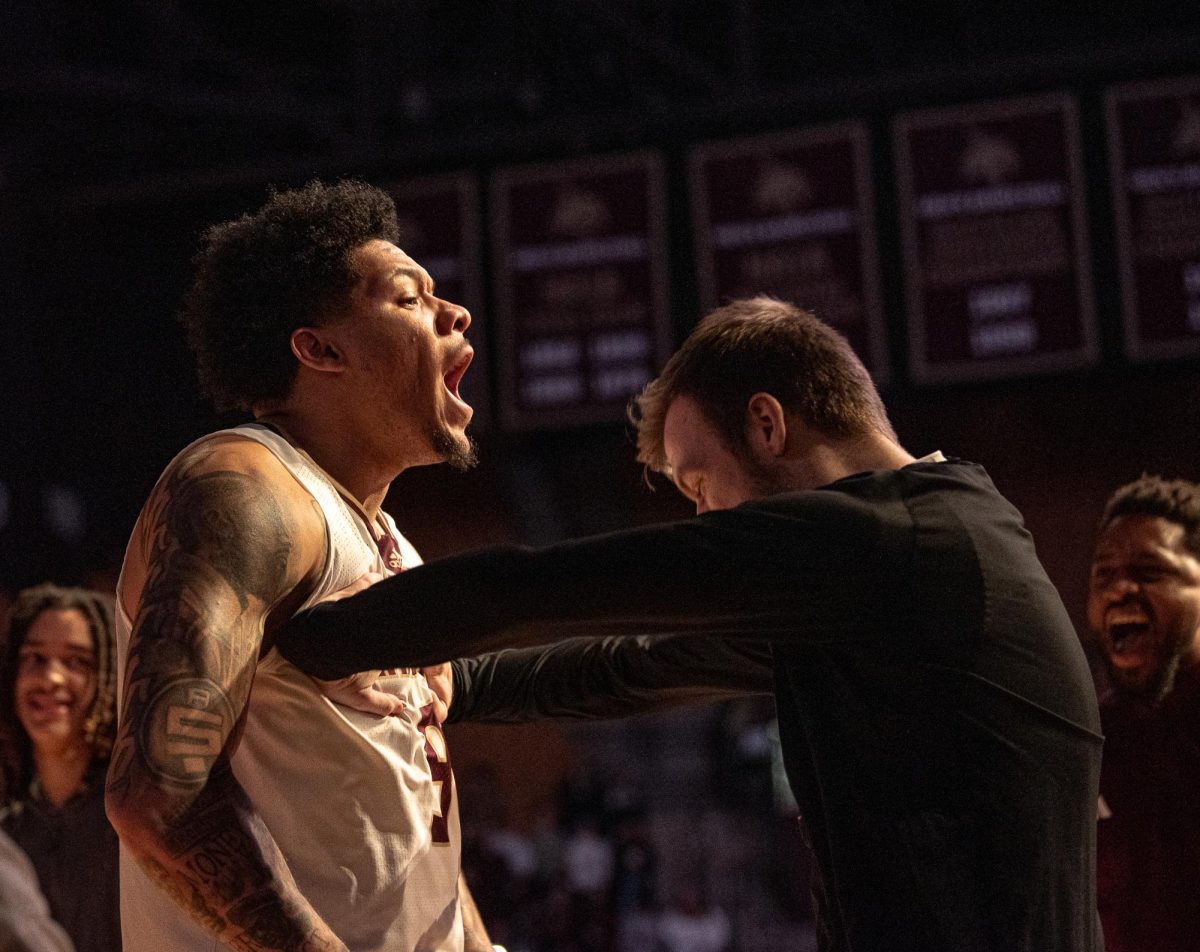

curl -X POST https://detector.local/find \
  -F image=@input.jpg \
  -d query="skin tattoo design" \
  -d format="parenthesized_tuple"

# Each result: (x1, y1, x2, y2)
(106, 456, 340, 952)
(107, 183, 491, 952)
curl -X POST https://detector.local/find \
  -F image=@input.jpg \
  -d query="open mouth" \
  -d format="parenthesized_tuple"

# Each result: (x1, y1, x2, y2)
(443, 348, 473, 401)
(1105, 621, 1154, 664)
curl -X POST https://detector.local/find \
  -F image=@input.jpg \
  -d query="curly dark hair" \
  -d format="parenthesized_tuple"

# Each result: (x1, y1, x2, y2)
(1101, 474, 1200, 557)
(1, 584, 117, 807)
(180, 179, 401, 413)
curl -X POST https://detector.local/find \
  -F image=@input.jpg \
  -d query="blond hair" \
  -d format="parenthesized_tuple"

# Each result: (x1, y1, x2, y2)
(631, 297, 893, 474)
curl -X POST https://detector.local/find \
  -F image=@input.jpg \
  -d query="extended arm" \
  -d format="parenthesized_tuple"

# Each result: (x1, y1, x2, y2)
(277, 493, 882, 677)
(105, 447, 343, 952)
(447, 635, 775, 725)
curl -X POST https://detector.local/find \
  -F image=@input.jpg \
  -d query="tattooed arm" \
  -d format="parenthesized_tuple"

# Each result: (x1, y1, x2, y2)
(104, 440, 343, 952)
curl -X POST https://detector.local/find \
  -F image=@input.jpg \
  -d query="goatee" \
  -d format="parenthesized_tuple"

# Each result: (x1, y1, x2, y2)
(432, 428, 479, 472)
(1106, 648, 1184, 705)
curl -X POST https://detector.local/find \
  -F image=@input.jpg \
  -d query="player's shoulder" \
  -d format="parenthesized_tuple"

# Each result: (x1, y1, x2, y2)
(170, 429, 291, 481)
(142, 430, 324, 543)
(123, 430, 328, 613)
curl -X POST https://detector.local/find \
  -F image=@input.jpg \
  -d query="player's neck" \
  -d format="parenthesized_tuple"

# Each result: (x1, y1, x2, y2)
(786, 432, 917, 490)
(254, 407, 396, 517)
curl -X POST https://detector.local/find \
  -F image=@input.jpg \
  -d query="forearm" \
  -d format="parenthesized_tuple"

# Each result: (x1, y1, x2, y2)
(448, 635, 775, 724)
(110, 770, 344, 951)
(277, 503, 849, 677)
(107, 671, 335, 942)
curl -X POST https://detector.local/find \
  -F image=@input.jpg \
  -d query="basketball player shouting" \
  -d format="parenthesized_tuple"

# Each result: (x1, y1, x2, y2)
(104, 181, 492, 952)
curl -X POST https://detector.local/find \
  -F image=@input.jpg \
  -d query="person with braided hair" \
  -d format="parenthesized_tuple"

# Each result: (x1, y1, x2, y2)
(1, 583, 120, 951)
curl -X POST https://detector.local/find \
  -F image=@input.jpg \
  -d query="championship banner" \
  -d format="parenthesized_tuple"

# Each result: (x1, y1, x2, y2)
(490, 151, 671, 428)
(689, 122, 888, 384)
(1106, 75, 1200, 361)
(385, 173, 489, 427)
(894, 93, 1097, 383)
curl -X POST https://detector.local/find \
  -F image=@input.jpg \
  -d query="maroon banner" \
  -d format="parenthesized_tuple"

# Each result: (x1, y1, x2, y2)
(490, 151, 671, 428)
(384, 173, 489, 428)
(689, 122, 888, 384)
(1106, 75, 1200, 361)
(894, 93, 1097, 383)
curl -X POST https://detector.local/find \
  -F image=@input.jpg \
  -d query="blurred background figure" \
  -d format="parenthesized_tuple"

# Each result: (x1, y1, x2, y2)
(0, 826, 74, 952)
(1087, 475, 1200, 952)
(656, 884, 731, 952)
(0, 585, 120, 952)
(561, 815, 616, 952)
(563, 815, 617, 900)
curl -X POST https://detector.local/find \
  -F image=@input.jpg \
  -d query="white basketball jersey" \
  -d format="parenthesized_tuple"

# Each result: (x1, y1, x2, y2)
(115, 424, 463, 952)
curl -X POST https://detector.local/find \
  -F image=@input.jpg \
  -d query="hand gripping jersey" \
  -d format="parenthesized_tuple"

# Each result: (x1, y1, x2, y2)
(114, 424, 463, 952)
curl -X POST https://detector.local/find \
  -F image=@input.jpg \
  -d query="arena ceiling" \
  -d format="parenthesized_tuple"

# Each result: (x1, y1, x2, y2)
(5, 1, 1200, 205)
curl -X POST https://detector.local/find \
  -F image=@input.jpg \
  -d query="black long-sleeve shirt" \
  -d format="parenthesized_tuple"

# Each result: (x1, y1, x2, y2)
(277, 460, 1104, 952)
(448, 634, 775, 723)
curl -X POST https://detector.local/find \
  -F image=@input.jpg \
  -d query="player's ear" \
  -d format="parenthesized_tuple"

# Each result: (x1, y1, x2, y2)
(291, 327, 346, 375)
(745, 392, 788, 459)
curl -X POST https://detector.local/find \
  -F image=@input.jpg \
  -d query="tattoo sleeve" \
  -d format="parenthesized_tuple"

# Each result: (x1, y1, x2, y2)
(106, 462, 345, 952)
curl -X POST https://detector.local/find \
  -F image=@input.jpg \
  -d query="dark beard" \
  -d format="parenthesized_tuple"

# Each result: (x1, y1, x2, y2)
(1106, 640, 1187, 705)
(431, 427, 479, 472)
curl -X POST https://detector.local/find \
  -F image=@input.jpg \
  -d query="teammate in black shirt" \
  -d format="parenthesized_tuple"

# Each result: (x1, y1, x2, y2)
(278, 297, 1103, 952)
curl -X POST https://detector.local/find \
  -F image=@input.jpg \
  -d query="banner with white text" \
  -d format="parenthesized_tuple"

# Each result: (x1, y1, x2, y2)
(1107, 75, 1200, 361)
(491, 152, 671, 428)
(689, 122, 889, 384)
(894, 92, 1097, 383)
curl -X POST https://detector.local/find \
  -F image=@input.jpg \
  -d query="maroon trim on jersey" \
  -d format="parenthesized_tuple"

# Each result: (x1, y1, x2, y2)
(333, 491, 405, 575)
(374, 533, 405, 575)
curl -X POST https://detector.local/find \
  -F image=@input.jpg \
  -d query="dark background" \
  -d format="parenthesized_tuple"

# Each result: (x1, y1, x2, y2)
(4, 4, 1200, 946)
(3, 1, 1199, 629)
